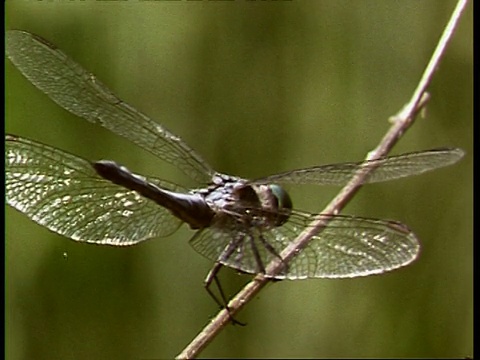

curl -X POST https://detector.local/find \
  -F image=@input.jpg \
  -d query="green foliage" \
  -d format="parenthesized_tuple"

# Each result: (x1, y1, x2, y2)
(6, 1, 472, 359)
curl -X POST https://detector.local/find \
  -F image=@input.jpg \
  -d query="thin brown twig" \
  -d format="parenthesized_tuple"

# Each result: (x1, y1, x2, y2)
(176, 0, 469, 358)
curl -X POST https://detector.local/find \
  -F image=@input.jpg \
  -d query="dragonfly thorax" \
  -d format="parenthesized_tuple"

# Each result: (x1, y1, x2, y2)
(203, 176, 293, 229)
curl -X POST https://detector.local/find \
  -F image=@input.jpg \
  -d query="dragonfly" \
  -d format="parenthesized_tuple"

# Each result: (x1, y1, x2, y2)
(6, 30, 464, 314)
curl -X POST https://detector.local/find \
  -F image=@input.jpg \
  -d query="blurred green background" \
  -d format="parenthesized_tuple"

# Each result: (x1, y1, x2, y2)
(5, 1, 472, 359)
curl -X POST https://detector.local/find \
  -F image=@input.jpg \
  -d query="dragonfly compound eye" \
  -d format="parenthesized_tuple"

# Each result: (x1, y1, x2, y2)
(268, 184, 293, 226)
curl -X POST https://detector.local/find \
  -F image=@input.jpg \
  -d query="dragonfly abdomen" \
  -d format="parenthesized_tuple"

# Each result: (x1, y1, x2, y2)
(93, 160, 215, 229)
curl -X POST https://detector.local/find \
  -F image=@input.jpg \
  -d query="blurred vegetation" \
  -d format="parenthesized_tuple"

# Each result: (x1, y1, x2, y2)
(5, 1, 472, 359)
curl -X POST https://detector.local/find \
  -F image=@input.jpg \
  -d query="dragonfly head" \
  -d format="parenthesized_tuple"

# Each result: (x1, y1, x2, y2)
(268, 184, 293, 226)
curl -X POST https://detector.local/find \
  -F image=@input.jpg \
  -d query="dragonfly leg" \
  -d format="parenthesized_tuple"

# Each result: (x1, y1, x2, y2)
(204, 263, 246, 326)
(248, 234, 266, 274)
(257, 233, 289, 278)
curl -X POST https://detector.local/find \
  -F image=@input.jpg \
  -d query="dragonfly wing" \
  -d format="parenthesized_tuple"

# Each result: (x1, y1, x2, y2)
(271, 212, 420, 279)
(6, 134, 184, 245)
(251, 148, 464, 186)
(6, 30, 214, 184)
(189, 209, 419, 278)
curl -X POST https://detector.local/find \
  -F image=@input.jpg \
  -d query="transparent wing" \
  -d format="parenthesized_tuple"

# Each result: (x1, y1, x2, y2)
(6, 134, 184, 245)
(189, 210, 419, 278)
(6, 30, 214, 184)
(251, 148, 464, 186)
